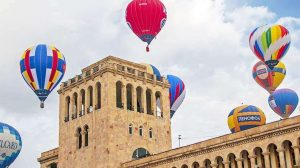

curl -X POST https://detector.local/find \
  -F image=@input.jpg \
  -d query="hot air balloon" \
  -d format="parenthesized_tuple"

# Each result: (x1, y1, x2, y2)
(228, 105, 266, 133)
(249, 24, 291, 69)
(268, 89, 299, 119)
(141, 63, 161, 80)
(252, 61, 286, 93)
(0, 122, 22, 168)
(20, 44, 66, 108)
(167, 75, 186, 118)
(126, 0, 167, 52)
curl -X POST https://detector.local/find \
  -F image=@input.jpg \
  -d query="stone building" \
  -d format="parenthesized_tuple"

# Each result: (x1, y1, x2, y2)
(38, 56, 300, 168)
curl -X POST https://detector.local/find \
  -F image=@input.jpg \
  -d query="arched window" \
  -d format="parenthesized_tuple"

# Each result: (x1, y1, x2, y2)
(192, 162, 200, 168)
(80, 89, 85, 116)
(282, 140, 295, 167)
(254, 147, 265, 168)
(65, 96, 70, 122)
(48, 163, 57, 168)
(146, 89, 152, 115)
(129, 124, 133, 135)
(155, 92, 163, 117)
(215, 156, 224, 168)
(116, 81, 123, 108)
(227, 153, 237, 168)
(95, 82, 101, 110)
(268, 144, 280, 168)
(181, 164, 188, 168)
(203, 159, 211, 168)
(126, 84, 133, 111)
(136, 87, 143, 113)
(139, 126, 143, 136)
(240, 150, 251, 168)
(149, 128, 153, 138)
(88, 86, 93, 113)
(84, 125, 89, 147)
(132, 148, 150, 159)
(77, 127, 82, 149)
(72, 93, 78, 119)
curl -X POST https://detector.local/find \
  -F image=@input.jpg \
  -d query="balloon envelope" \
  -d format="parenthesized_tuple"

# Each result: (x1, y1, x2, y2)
(167, 75, 186, 118)
(228, 105, 266, 133)
(141, 63, 161, 80)
(0, 122, 22, 167)
(252, 61, 286, 93)
(268, 89, 299, 118)
(126, 0, 167, 51)
(249, 24, 291, 69)
(20, 44, 66, 108)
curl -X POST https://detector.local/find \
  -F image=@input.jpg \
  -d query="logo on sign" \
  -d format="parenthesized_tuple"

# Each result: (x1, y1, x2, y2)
(238, 115, 261, 122)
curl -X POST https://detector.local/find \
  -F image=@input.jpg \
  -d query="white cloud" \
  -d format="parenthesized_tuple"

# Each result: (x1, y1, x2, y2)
(0, 0, 299, 167)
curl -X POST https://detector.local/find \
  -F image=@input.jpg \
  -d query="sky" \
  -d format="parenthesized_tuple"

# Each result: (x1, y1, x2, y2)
(0, 0, 300, 167)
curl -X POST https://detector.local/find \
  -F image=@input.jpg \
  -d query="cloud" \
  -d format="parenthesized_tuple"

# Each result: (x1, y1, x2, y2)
(0, 0, 299, 167)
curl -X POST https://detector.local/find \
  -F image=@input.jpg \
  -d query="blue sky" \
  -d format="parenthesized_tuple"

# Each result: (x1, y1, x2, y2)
(229, 0, 300, 17)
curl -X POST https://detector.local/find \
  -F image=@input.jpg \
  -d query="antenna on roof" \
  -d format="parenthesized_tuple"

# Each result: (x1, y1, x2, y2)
(178, 135, 182, 148)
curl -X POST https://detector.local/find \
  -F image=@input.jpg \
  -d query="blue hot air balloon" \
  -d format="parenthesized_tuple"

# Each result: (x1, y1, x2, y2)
(141, 63, 161, 80)
(268, 88, 299, 119)
(0, 122, 22, 168)
(167, 75, 186, 118)
(20, 44, 66, 108)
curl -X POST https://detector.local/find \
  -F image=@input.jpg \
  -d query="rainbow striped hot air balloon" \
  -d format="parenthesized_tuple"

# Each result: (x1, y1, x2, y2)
(228, 105, 266, 133)
(0, 122, 22, 168)
(20, 44, 66, 108)
(252, 61, 286, 93)
(249, 24, 291, 69)
(167, 75, 186, 118)
(268, 89, 299, 119)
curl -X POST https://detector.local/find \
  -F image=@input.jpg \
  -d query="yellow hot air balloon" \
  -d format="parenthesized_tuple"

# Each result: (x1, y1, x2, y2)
(252, 61, 286, 93)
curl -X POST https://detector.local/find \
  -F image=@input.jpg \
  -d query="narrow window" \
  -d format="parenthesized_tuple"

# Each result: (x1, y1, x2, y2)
(146, 89, 152, 115)
(155, 92, 163, 117)
(149, 128, 153, 138)
(136, 87, 143, 112)
(88, 86, 93, 113)
(80, 89, 85, 116)
(132, 148, 150, 159)
(49, 163, 57, 168)
(84, 125, 89, 147)
(65, 96, 70, 122)
(139, 126, 143, 136)
(96, 83, 101, 110)
(129, 124, 133, 135)
(72, 93, 78, 119)
(77, 128, 82, 149)
(126, 84, 133, 110)
(116, 81, 123, 108)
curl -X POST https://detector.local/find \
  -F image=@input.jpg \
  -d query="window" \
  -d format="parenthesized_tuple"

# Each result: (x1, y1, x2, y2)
(126, 84, 133, 110)
(48, 163, 57, 168)
(88, 86, 93, 113)
(129, 124, 133, 135)
(136, 87, 143, 113)
(65, 96, 70, 122)
(132, 148, 150, 160)
(84, 125, 89, 147)
(181, 165, 188, 168)
(77, 128, 82, 149)
(146, 89, 152, 115)
(149, 128, 153, 138)
(192, 162, 200, 168)
(96, 82, 101, 110)
(80, 89, 85, 116)
(139, 126, 143, 136)
(155, 92, 163, 117)
(116, 81, 123, 108)
(72, 93, 78, 119)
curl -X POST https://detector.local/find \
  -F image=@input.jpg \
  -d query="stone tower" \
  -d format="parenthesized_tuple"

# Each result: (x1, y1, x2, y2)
(57, 56, 172, 168)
